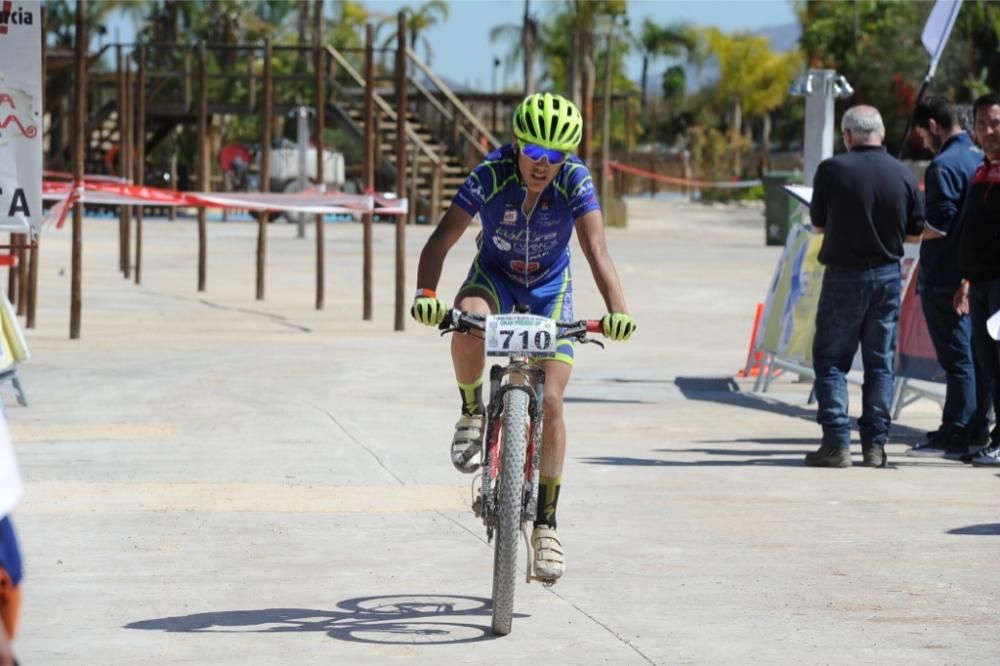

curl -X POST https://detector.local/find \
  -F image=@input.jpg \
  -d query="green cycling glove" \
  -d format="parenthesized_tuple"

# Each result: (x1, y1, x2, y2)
(411, 289, 448, 326)
(601, 313, 636, 341)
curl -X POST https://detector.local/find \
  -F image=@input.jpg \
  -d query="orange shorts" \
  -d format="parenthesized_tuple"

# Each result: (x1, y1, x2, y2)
(0, 567, 19, 638)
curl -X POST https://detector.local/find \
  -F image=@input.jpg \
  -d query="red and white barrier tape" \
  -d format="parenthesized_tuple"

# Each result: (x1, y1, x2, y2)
(606, 160, 761, 189)
(40, 180, 407, 230)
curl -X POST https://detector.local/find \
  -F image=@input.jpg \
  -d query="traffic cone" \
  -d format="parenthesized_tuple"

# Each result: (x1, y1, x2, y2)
(737, 302, 765, 377)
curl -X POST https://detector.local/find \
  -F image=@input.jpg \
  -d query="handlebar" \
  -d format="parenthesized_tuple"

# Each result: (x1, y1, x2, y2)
(439, 308, 605, 347)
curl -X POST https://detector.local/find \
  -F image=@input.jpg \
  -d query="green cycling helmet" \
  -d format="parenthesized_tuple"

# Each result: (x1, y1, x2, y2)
(511, 93, 583, 152)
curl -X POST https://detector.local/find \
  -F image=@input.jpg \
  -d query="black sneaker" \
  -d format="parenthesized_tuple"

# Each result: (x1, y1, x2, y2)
(960, 439, 998, 464)
(804, 445, 852, 468)
(905, 440, 948, 457)
(862, 446, 887, 468)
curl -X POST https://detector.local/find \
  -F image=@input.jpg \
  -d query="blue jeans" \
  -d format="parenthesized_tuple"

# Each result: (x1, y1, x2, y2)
(813, 263, 902, 449)
(920, 285, 987, 437)
(969, 279, 1000, 435)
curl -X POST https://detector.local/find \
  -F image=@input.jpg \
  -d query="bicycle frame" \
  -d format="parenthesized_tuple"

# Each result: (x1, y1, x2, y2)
(478, 357, 546, 543)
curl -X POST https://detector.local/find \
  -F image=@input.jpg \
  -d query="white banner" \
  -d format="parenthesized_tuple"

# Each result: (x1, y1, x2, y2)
(0, 0, 42, 235)
(921, 0, 963, 78)
(0, 410, 22, 517)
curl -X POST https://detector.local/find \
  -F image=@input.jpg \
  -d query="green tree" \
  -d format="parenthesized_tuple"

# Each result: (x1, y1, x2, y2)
(661, 65, 685, 102)
(798, 1, 931, 153)
(701, 28, 800, 173)
(327, 1, 370, 55)
(629, 18, 692, 103)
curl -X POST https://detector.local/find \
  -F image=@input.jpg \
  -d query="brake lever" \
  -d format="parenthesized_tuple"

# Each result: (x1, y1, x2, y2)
(578, 336, 605, 349)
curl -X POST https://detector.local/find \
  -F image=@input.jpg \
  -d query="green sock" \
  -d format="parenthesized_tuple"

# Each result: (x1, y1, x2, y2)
(535, 475, 561, 528)
(458, 377, 484, 416)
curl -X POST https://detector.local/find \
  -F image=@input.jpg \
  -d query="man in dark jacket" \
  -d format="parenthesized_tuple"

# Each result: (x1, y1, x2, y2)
(806, 105, 924, 468)
(954, 92, 1000, 466)
(905, 96, 989, 458)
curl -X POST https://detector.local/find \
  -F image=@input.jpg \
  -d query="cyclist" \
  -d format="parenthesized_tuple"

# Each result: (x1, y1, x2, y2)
(411, 92, 635, 581)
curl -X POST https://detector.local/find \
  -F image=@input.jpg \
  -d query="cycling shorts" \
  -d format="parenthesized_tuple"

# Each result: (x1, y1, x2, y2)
(456, 254, 575, 366)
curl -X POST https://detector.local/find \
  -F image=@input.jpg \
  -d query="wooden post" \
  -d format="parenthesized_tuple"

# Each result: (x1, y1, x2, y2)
(28, 8, 45, 329)
(580, 42, 593, 165)
(624, 93, 634, 196)
(197, 42, 208, 292)
(6, 237, 14, 306)
(70, 0, 86, 339)
(432, 161, 442, 224)
(135, 44, 146, 285)
(256, 38, 272, 301)
(314, 34, 325, 310)
(409, 142, 418, 228)
(650, 102, 658, 196)
(16, 234, 27, 316)
(362, 24, 374, 321)
(117, 45, 132, 275)
(599, 31, 613, 208)
(123, 61, 133, 278)
(394, 11, 407, 331)
(26, 238, 38, 329)
(116, 44, 126, 273)
(183, 48, 192, 110)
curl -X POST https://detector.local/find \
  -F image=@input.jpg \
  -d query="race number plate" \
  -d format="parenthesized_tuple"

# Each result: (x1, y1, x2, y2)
(485, 314, 557, 357)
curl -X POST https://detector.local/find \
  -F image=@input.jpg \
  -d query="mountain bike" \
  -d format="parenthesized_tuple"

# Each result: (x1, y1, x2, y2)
(439, 306, 603, 636)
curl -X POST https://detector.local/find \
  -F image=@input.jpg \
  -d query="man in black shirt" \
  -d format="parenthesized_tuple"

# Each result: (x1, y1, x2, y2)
(953, 92, 1000, 466)
(905, 96, 988, 459)
(806, 105, 924, 468)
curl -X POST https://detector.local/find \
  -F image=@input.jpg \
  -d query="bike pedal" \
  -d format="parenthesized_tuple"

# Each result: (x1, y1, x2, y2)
(529, 574, 558, 588)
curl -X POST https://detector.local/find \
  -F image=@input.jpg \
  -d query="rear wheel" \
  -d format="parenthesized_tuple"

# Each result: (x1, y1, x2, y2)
(491, 388, 529, 636)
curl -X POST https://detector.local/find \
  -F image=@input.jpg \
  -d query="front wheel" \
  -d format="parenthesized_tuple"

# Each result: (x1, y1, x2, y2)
(491, 387, 530, 636)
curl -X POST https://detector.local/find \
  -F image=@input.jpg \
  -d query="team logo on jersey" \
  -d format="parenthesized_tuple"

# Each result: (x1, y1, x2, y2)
(492, 235, 512, 251)
(502, 209, 517, 224)
(541, 198, 551, 211)
(510, 260, 540, 273)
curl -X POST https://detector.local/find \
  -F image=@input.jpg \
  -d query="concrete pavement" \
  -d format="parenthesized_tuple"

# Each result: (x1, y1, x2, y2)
(5, 201, 998, 664)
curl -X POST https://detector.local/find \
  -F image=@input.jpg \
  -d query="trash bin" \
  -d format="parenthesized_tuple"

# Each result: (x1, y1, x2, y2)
(762, 171, 802, 246)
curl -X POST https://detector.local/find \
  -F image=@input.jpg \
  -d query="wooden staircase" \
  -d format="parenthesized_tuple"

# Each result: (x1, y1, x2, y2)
(324, 44, 500, 220)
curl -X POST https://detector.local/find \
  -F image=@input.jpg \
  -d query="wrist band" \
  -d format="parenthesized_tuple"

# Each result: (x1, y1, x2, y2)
(415, 288, 437, 298)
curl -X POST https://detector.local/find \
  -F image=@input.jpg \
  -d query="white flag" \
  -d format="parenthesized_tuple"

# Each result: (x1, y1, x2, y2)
(921, 0, 963, 78)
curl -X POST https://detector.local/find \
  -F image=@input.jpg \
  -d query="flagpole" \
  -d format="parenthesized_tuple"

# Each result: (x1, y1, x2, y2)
(897, 68, 933, 159)
(898, 0, 964, 158)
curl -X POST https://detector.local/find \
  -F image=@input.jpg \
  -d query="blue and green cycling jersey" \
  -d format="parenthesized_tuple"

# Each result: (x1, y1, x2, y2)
(453, 144, 601, 287)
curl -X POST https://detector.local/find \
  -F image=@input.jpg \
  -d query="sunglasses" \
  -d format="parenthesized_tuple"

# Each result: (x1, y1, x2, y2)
(520, 142, 568, 165)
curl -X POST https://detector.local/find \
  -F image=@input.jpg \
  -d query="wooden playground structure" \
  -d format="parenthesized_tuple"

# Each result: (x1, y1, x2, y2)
(15, 5, 643, 340)
(21, 7, 521, 339)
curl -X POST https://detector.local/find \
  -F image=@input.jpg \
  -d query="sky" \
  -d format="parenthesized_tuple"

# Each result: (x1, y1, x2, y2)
(365, 0, 800, 90)
(104, 0, 799, 91)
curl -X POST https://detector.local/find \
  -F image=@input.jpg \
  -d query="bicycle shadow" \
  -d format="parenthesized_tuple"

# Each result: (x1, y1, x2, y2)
(125, 594, 526, 645)
(947, 523, 1000, 535)
(674, 376, 928, 446)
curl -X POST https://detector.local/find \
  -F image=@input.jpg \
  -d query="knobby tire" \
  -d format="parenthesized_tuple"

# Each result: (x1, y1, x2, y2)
(491, 387, 530, 636)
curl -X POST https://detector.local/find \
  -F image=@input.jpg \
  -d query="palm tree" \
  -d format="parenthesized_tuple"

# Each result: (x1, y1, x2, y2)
(376, 0, 449, 66)
(489, 0, 539, 94)
(630, 18, 692, 102)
